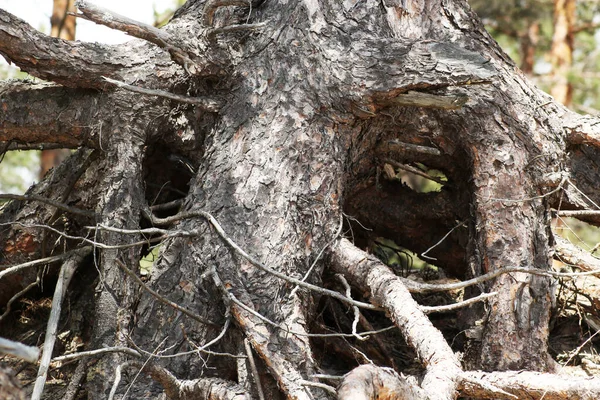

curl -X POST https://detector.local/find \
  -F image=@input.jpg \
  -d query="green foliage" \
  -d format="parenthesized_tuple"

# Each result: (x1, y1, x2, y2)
(395, 165, 447, 193)
(470, 1, 600, 250)
(470, 0, 554, 65)
(557, 218, 600, 254)
(0, 54, 41, 195)
(139, 245, 162, 275)
(153, 0, 187, 27)
(0, 151, 40, 194)
(370, 237, 438, 278)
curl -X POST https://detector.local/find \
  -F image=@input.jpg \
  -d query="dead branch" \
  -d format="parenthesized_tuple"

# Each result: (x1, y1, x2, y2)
(74, 0, 220, 75)
(558, 210, 600, 218)
(243, 338, 265, 400)
(335, 274, 362, 339)
(0, 247, 91, 284)
(128, 335, 247, 360)
(126, 360, 250, 400)
(74, 1, 174, 47)
(460, 370, 600, 400)
(51, 347, 142, 364)
(329, 238, 462, 400)
(31, 249, 89, 400)
(0, 278, 39, 323)
(344, 184, 465, 276)
(0, 337, 40, 362)
(299, 380, 336, 395)
(226, 288, 393, 338)
(0, 149, 97, 306)
(0, 193, 96, 219)
(2, 221, 167, 250)
(383, 158, 448, 186)
(0, 9, 129, 88)
(555, 235, 600, 271)
(404, 264, 600, 294)
(420, 291, 497, 314)
(0, 142, 67, 151)
(386, 140, 442, 156)
(150, 198, 183, 212)
(421, 220, 466, 260)
(290, 214, 344, 297)
(102, 77, 222, 111)
(381, 90, 469, 110)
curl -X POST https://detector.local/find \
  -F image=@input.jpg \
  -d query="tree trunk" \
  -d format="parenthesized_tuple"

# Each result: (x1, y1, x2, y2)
(40, 0, 77, 178)
(550, 0, 575, 106)
(2, 0, 600, 398)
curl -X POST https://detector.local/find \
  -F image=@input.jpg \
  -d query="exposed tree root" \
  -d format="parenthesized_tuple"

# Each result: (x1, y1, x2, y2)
(339, 359, 600, 399)
(211, 266, 316, 400)
(555, 235, 600, 271)
(111, 361, 249, 400)
(5, 0, 600, 399)
(459, 370, 600, 400)
(329, 238, 462, 400)
(337, 364, 425, 400)
(330, 238, 600, 399)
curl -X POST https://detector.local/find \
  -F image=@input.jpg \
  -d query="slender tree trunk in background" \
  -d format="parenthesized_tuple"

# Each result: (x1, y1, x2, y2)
(40, 0, 76, 178)
(50, 0, 76, 39)
(520, 21, 539, 75)
(3, 0, 600, 398)
(550, 0, 575, 106)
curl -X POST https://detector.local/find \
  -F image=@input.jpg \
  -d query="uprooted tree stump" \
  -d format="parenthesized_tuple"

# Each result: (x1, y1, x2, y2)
(2, 0, 600, 399)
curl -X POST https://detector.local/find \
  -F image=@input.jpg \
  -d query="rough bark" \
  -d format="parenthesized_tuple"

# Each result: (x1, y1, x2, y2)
(2, 0, 600, 399)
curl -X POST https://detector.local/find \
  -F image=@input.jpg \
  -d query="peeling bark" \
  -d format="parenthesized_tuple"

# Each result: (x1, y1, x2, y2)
(2, 0, 600, 399)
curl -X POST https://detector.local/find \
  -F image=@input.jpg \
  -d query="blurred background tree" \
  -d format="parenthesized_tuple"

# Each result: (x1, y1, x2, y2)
(38, 0, 77, 179)
(470, 0, 600, 112)
(469, 0, 600, 254)
(153, 0, 185, 27)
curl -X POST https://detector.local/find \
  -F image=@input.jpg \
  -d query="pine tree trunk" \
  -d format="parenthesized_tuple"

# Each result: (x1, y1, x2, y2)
(2, 0, 600, 398)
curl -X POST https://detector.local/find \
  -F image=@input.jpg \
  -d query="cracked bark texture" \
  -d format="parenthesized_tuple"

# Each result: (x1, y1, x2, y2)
(3, 0, 600, 398)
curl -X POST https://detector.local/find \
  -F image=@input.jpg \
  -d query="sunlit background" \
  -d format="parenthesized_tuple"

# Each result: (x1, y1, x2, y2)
(0, 0, 183, 192)
(0, 0, 175, 46)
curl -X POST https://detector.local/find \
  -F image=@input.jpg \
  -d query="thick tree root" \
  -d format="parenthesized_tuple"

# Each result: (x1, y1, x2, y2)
(329, 238, 462, 400)
(460, 370, 600, 399)
(114, 361, 249, 400)
(211, 267, 317, 400)
(337, 365, 425, 400)
(330, 238, 600, 399)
